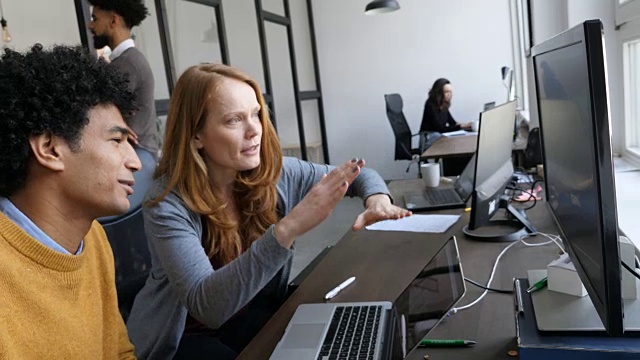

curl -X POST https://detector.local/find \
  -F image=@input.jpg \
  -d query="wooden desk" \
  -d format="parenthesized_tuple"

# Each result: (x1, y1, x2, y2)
(421, 134, 478, 160)
(421, 134, 528, 161)
(239, 180, 559, 360)
(390, 180, 557, 360)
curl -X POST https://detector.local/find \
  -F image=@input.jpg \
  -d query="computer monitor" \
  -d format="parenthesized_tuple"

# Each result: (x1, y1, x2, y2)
(464, 100, 536, 242)
(501, 66, 517, 103)
(532, 19, 623, 336)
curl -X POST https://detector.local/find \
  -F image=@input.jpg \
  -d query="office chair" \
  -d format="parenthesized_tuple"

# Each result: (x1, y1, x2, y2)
(523, 127, 543, 169)
(98, 146, 156, 321)
(384, 93, 425, 175)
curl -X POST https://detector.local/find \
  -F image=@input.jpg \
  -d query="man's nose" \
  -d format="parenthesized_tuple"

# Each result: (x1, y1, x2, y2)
(126, 145, 142, 172)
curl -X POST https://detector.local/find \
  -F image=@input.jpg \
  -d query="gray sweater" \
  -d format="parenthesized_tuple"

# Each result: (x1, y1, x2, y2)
(126, 157, 390, 359)
(111, 47, 159, 156)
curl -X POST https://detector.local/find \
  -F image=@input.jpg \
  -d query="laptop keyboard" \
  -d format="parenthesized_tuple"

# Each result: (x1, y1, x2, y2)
(424, 188, 461, 205)
(317, 305, 382, 360)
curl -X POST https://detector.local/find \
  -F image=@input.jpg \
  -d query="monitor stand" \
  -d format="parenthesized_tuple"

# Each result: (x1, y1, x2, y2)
(463, 196, 537, 242)
(525, 269, 640, 334)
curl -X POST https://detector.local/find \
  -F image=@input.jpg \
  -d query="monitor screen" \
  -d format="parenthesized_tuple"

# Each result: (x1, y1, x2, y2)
(468, 101, 517, 230)
(532, 20, 622, 335)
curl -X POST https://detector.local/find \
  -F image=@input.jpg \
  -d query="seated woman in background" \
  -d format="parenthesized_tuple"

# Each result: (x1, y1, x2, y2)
(126, 63, 412, 360)
(419, 78, 471, 134)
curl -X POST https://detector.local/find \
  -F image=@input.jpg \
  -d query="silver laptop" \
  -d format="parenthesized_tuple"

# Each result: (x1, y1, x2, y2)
(404, 154, 476, 212)
(270, 236, 466, 360)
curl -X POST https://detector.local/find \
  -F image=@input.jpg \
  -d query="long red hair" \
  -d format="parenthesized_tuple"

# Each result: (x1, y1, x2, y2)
(149, 63, 282, 265)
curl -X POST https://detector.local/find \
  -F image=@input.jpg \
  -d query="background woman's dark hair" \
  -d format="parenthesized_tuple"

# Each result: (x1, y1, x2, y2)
(88, 0, 149, 28)
(0, 44, 136, 197)
(428, 78, 451, 109)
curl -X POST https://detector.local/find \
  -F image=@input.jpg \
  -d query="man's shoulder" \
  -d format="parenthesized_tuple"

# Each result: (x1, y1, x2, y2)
(112, 48, 152, 72)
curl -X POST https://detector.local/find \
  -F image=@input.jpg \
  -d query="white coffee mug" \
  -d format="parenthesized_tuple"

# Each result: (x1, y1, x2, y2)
(471, 120, 480, 132)
(420, 163, 440, 188)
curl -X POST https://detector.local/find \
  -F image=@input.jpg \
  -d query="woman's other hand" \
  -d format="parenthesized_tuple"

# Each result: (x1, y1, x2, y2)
(460, 122, 472, 130)
(352, 194, 412, 231)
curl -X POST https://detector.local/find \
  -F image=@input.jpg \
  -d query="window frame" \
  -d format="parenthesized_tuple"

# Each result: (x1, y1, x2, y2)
(619, 16, 640, 164)
(509, 0, 532, 112)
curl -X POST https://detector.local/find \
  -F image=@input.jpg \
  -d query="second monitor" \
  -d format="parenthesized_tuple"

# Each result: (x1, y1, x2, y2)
(464, 100, 536, 242)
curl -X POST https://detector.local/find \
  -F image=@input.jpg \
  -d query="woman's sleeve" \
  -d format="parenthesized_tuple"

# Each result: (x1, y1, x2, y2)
(279, 157, 393, 212)
(419, 101, 438, 133)
(447, 110, 461, 131)
(143, 192, 293, 329)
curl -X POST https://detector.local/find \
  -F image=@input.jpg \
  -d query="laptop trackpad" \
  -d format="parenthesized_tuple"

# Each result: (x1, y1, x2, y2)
(281, 324, 325, 349)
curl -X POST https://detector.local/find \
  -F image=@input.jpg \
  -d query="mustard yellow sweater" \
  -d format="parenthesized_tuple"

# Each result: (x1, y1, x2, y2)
(0, 212, 135, 359)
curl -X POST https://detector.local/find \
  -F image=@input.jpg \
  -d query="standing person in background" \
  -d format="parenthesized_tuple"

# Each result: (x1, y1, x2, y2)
(89, 0, 159, 157)
(0, 44, 139, 360)
(420, 78, 472, 134)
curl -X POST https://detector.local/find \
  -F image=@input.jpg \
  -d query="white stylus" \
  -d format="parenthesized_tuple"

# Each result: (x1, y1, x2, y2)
(324, 277, 356, 300)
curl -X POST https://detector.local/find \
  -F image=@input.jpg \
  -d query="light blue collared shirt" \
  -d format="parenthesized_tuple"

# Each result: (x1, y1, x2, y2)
(109, 38, 135, 61)
(0, 197, 83, 255)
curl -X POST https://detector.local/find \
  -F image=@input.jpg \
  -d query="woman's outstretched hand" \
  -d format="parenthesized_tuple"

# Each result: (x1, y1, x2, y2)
(274, 159, 363, 248)
(352, 194, 412, 231)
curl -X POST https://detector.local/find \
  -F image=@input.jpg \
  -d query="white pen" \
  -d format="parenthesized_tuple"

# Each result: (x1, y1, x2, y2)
(324, 277, 356, 300)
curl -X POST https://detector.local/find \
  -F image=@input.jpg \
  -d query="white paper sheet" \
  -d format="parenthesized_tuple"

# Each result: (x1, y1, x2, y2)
(441, 130, 471, 137)
(365, 214, 461, 233)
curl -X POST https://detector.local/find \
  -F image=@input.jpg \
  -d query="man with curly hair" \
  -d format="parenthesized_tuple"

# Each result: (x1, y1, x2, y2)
(88, 0, 159, 157)
(0, 44, 140, 359)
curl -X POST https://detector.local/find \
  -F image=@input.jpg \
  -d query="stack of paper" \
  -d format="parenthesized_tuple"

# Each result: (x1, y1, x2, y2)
(365, 214, 461, 233)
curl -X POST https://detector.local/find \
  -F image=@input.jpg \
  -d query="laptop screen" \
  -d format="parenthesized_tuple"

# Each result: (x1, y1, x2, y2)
(453, 153, 476, 201)
(393, 236, 466, 358)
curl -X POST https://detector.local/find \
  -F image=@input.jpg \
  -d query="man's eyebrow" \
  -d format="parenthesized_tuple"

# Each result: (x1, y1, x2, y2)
(107, 126, 128, 136)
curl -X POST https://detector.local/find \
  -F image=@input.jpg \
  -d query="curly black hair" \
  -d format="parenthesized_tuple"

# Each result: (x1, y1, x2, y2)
(88, 0, 149, 28)
(0, 44, 136, 197)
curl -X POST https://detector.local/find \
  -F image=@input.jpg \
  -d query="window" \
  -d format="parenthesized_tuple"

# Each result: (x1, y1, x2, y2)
(623, 39, 640, 157)
(619, 0, 640, 164)
(509, 0, 530, 112)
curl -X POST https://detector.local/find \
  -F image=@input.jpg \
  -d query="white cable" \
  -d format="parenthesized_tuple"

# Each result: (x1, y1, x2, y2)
(521, 232, 565, 254)
(450, 232, 563, 313)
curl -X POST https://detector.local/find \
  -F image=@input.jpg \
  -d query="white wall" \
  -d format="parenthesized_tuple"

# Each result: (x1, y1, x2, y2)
(527, 0, 623, 154)
(2, 0, 79, 51)
(312, 0, 514, 179)
(567, 0, 623, 155)
(5, 0, 525, 179)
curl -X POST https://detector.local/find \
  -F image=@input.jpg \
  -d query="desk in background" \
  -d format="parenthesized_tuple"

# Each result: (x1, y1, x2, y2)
(239, 179, 558, 360)
(421, 134, 529, 175)
(421, 134, 478, 160)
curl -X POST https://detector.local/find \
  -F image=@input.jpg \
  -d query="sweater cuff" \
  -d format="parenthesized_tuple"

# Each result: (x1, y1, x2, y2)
(364, 192, 394, 207)
(263, 224, 296, 253)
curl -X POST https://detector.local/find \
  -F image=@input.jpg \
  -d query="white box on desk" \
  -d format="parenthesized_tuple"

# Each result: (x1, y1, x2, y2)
(547, 253, 587, 297)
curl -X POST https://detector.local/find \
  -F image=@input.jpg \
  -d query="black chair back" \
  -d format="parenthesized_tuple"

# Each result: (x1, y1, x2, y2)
(524, 127, 543, 168)
(384, 93, 415, 161)
(98, 146, 156, 320)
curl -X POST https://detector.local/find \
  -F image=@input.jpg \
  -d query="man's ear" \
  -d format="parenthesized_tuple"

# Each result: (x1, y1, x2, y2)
(28, 133, 67, 172)
(111, 12, 125, 29)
